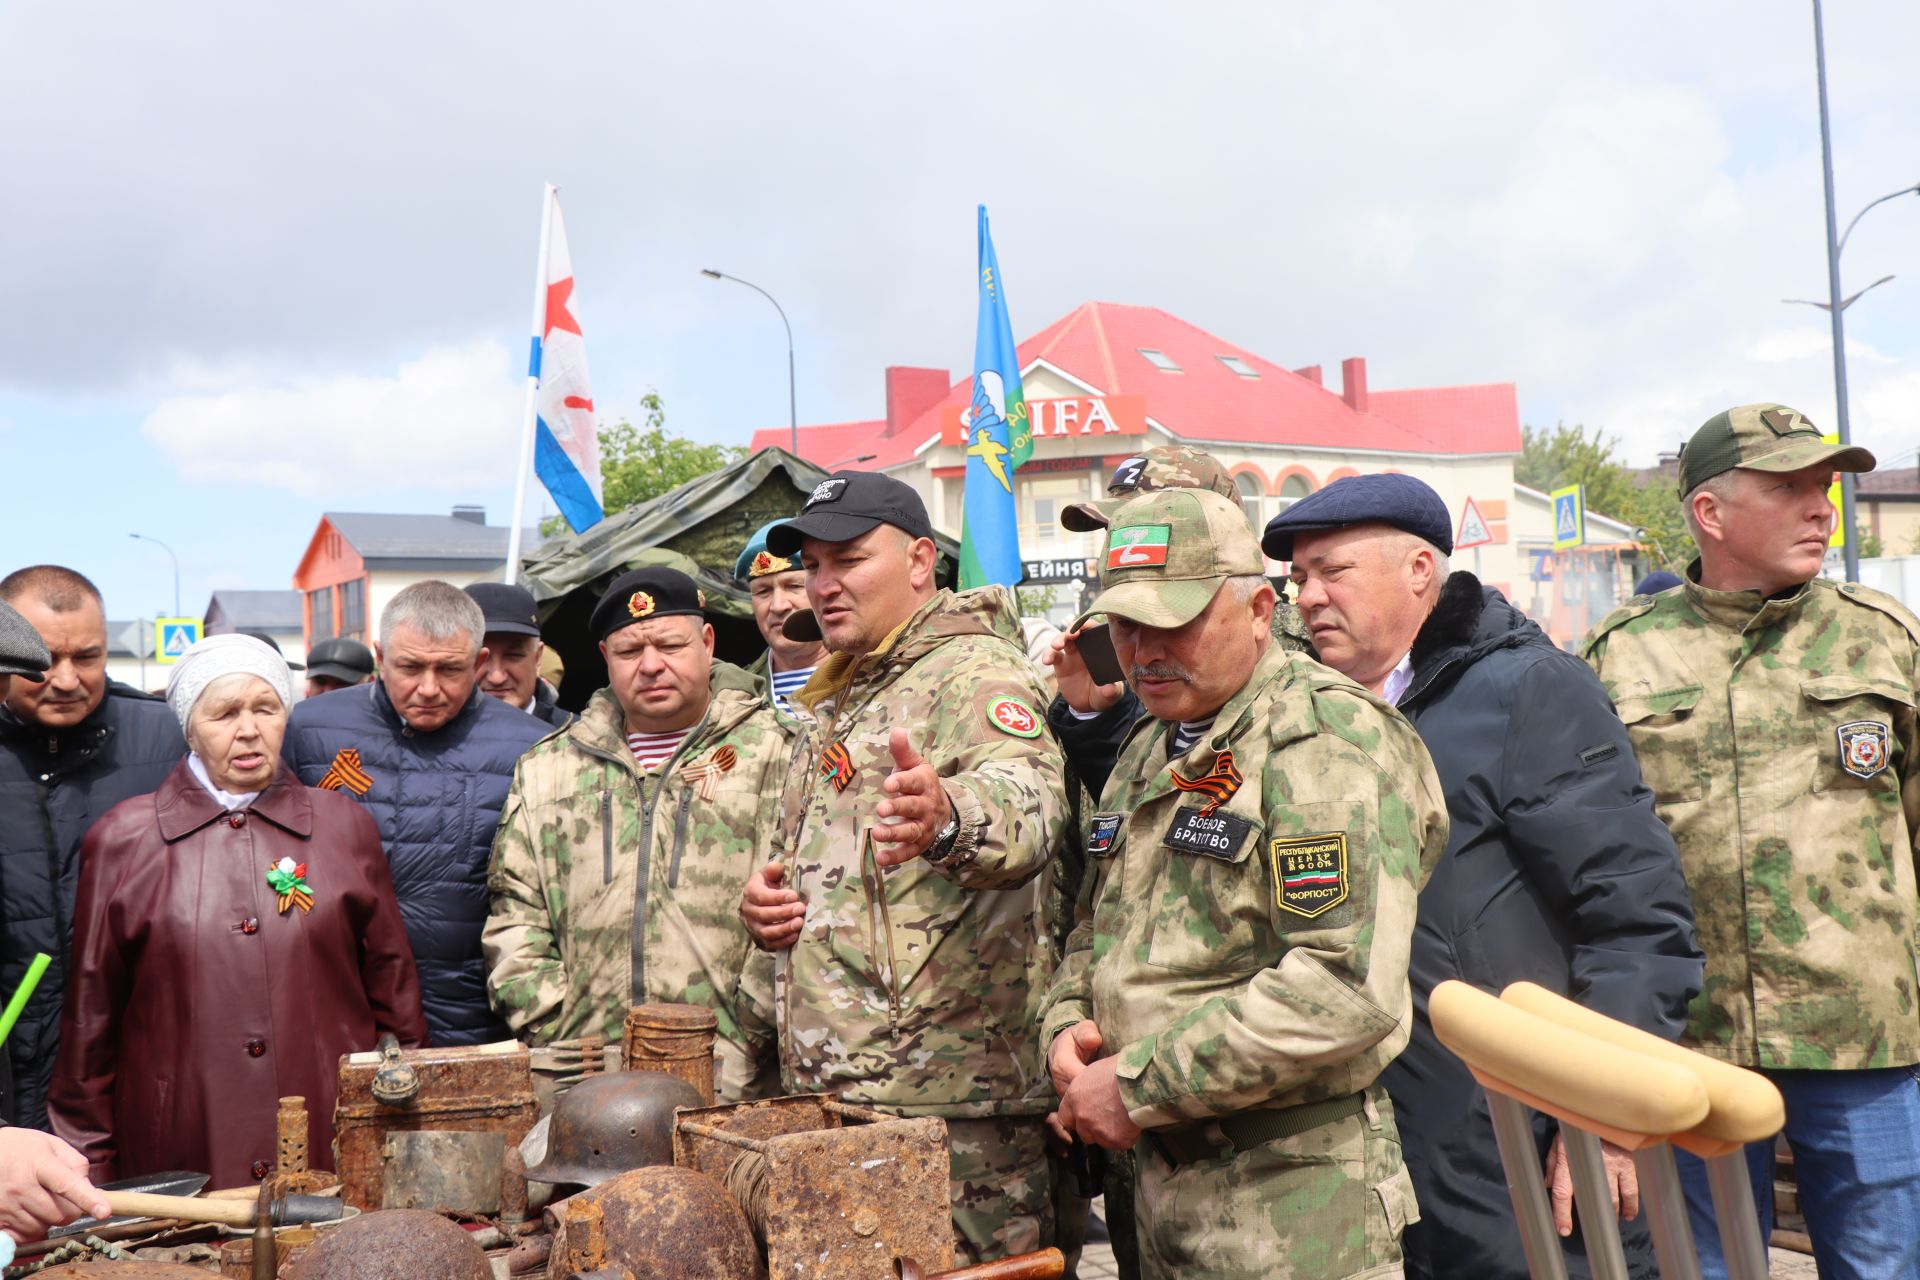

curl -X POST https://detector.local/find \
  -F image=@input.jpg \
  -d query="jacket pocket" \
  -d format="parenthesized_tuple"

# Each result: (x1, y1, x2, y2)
(1145, 802, 1267, 975)
(858, 831, 903, 1035)
(1802, 675, 1912, 795)
(1613, 684, 1708, 805)
(667, 789, 694, 889)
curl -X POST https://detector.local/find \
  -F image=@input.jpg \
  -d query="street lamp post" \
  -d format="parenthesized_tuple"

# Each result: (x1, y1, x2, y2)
(702, 269, 798, 455)
(1808, 0, 1920, 582)
(129, 533, 181, 616)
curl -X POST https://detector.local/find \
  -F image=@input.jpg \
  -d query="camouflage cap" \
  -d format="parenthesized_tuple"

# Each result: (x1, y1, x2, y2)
(1678, 403, 1876, 497)
(1059, 445, 1240, 532)
(1073, 488, 1265, 630)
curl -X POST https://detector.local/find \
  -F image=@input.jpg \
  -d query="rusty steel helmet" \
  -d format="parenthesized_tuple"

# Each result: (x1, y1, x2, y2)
(525, 1069, 705, 1189)
(566, 1166, 759, 1280)
(281, 1208, 489, 1280)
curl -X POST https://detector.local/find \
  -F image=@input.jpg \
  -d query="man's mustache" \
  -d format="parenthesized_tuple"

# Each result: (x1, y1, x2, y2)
(1129, 661, 1193, 684)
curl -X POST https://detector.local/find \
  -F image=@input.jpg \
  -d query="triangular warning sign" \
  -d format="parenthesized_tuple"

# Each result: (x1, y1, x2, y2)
(1456, 497, 1495, 550)
(163, 626, 192, 656)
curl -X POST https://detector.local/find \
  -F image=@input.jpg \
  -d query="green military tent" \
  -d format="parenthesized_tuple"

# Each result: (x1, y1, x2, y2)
(518, 446, 958, 706)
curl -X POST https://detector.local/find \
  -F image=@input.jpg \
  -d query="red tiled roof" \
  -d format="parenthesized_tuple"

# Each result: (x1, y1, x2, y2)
(755, 302, 1521, 467)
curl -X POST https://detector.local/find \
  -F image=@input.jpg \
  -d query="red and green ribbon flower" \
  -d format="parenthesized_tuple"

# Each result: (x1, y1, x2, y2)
(266, 856, 313, 915)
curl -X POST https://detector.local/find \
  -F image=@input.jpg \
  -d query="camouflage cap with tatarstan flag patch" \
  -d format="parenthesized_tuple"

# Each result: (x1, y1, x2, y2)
(1059, 445, 1240, 532)
(1073, 488, 1265, 630)
(1677, 402, 1876, 497)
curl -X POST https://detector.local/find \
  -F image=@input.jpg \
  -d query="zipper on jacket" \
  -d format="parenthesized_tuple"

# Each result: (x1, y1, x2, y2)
(599, 788, 613, 886)
(667, 788, 694, 889)
(629, 730, 702, 1005)
(859, 832, 902, 1036)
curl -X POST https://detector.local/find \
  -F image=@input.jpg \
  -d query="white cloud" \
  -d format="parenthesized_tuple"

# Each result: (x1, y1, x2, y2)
(139, 341, 522, 496)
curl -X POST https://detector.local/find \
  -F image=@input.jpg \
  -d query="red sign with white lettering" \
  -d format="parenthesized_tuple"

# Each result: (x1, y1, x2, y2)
(942, 395, 1147, 446)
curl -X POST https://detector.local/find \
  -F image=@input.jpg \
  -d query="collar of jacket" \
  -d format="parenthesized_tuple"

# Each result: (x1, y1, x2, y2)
(1681, 558, 1813, 633)
(1121, 641, 1303, 809)
(792, 586, 1017, 715)
(154, 758, 314, 842)
(1401, 572, 1539, 708)
(0, 681, 145, 762)
(370, 677, 484, 736)
(565, 668, 762, 771)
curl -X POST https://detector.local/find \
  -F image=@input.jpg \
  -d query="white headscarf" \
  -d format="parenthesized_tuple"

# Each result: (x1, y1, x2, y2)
(165, 634, 293, 733)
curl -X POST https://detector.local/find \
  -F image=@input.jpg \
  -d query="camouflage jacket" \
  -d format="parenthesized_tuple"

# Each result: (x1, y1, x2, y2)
(775, 587, 1070, 1118)
(1583, 571, 1920, 1070)
(1038, 643, 1448, 1127)
(483, 665, 793, 1100)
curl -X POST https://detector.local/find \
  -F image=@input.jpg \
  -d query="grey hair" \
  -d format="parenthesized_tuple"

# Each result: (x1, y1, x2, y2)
(380, 580, 486, 656)
(1682, 472, 1739, 542)
(1226, 574, 1270, 603)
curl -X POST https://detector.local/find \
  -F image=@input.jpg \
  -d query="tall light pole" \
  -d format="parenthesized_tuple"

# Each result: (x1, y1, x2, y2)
(1807, 2, 1920, 582)
(129, 533, 181, 616)
(702, 269, 797, 455)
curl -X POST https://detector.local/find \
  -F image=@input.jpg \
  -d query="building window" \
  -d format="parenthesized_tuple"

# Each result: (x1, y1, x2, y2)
(339, 578, 367, 640)
(1234, 472, 1265, 526)
(309, 587, 335, 642)
(1136, 348, 1182, 373)
(1217, 355, 1260, 379)
(1276, 473, 1315, 513)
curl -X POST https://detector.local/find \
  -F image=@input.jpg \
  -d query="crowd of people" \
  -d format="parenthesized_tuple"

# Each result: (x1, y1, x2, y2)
(0, 400, 1914, 1279)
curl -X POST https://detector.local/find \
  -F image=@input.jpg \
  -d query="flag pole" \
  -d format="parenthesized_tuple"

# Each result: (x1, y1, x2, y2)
(504, 182, 556, 586)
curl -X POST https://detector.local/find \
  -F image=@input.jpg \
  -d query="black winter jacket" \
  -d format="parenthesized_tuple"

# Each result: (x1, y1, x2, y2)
(1387, 574, 1702, 1280)
(0, 684, 184, 1128)
(283, 681, 549, 1045)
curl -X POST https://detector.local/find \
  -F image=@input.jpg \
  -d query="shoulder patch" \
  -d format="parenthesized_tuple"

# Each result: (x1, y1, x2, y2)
(986, 695, 1042, 738)
(1830, 579, 1920, 647)
(1270, 832, 1348, 918)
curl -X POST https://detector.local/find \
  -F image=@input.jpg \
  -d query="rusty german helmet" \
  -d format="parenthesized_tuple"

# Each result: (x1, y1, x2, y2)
(562, 1166, 759, 1280)
(525, 1070, 705, 1189)
(282, 1209, 489, 1280)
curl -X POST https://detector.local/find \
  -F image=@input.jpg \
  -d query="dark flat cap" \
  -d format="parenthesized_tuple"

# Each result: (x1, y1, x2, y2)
(0, 599, 50, 681)
(465, 582, 543, 638)
(1261, 472, 1454, 560)
(591, 567, 707, 642)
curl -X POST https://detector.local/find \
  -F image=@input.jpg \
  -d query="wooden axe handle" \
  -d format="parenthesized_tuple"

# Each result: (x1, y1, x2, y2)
(102, 1190, 255, 1227)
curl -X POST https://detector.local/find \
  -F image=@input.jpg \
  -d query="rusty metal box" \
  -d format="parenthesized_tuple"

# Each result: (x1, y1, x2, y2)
(333, 1040, 537, 1211)
(674, 1094, 954, 1278)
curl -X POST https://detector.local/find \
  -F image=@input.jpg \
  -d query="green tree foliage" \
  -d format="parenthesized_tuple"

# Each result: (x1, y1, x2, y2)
(541, 393, 748, 535)
(1519, 422, 1697, 573)
(1858, 525, 1884, 560)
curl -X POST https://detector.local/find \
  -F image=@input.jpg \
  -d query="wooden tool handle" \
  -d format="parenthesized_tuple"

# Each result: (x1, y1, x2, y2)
(1429, 980, 1708, 1137)
(102, 1190, 255, 1227)
(1499, 981, 1785, 1144)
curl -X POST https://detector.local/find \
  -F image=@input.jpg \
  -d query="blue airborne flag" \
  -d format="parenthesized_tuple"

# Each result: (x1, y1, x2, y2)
(958, 205, 1030, 589)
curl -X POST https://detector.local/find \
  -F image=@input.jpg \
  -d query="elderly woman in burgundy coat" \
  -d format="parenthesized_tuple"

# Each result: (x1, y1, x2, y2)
(49, 635, 424, 1189)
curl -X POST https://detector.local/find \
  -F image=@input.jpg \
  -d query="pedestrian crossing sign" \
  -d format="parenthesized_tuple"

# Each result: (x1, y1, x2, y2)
(154, 618, 201, 665)
(1551, 485, 1586, 550)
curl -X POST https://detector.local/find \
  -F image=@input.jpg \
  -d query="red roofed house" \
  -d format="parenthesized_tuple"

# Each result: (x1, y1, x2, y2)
(752, 301, 1610, 638)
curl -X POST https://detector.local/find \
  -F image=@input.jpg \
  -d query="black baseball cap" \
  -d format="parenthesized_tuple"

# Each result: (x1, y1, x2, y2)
(465, 582, 543, 638)
(305, 637, 375, 684)
(590, 567, 708, 643)
(766, 472, 936, 557)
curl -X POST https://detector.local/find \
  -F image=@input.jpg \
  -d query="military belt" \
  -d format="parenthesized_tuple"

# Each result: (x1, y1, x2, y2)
(1149, 1092, 1366, 1165)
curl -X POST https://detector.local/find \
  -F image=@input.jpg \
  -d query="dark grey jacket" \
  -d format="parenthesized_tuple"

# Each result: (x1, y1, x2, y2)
(1388, 574, 1702, 1280)
(0, 684, 185, 1128)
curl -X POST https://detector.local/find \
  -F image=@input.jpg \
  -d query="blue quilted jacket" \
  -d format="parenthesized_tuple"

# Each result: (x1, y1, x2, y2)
(284, 681, 549, 1045)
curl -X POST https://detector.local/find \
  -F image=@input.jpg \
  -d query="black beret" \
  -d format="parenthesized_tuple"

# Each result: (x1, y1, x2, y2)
(590, 568, 707, 642)
(1261, 472, 1454, 560)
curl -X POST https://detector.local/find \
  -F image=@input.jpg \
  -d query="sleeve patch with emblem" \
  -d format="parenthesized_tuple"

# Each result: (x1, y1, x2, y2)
(1087, 814, 1124, 857)
(1270, 832, 1348, 918)
(986, 695, 1042, 738)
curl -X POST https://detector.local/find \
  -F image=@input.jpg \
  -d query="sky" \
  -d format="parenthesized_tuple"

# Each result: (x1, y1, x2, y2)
(2, 1, 1916, 624)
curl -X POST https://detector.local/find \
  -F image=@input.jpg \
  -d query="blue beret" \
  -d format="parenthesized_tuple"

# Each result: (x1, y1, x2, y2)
(1261, 472, 1453, 560)
(734, 520, 800, 582)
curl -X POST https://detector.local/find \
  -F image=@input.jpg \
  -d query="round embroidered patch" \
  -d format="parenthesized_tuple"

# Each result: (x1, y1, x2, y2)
(987, 695, 1042, 738)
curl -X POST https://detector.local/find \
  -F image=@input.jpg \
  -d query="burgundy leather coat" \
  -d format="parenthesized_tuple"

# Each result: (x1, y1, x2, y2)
(49, 761, 425, 1188)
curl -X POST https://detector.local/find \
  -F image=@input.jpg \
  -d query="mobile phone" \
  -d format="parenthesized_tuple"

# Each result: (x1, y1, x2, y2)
(1072, 624, 1125, 686)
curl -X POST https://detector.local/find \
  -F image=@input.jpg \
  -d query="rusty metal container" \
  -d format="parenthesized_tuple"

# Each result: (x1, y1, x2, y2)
(673, 1094, 952, 1278)
(621, 1002, 717, 1105)
(218, 1227, 318, 1277)
(546, 1166, 759, 1280)
(333, 1041, 537, 1212)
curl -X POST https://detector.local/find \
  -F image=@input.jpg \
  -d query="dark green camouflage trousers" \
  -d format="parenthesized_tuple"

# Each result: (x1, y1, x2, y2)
(948, 1115, 1055, 1265)
(1133, 1089, 1418, 1279)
